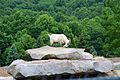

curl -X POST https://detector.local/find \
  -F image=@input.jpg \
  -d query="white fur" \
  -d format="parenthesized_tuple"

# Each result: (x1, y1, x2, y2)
(48, 34, 70, 47)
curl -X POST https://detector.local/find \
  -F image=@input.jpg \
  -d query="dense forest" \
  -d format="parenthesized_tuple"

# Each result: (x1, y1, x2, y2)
(0, 0, 120, 66)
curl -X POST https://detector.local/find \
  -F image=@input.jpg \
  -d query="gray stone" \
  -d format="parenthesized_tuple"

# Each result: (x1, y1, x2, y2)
(93, 58, 113, 72)
(81, 52, 93, 59)
(0, 76, 15, 80)
(8, 59, 94, 79)
(26, 46, 93, 60)
(8, 59, 113, 79)
(113, 62, 120, 76)
(114, 62, 120, 70)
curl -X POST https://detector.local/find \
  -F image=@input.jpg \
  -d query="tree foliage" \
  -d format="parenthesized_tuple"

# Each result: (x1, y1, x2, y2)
(0, 0, 120, 66)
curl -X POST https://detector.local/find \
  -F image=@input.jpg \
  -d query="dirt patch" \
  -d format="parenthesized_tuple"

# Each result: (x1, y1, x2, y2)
(0, 67, 10, 77)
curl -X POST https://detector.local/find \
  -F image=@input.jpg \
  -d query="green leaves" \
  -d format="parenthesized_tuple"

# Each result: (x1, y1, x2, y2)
(74, 7, 91, 19)
(0, 31, 13, 53)
(37, 30, 49, 47)
(100, 0, 120, 57)
(35, 14, 55, 31)
(1, 29, 35, 66)
(0, 0, 120, 66)
(2, 42, 30, 65)
(15, 29, 36, 49)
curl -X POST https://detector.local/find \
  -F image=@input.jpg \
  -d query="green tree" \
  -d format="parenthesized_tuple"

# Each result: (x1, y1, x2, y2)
(34, 14, 56, 37)
(2, 41, 31, 66)
(0, 31, 13, 53)
(101, 0, 120, 57)
(37, 30, 49, 47)
(18, 34, 36, 49)
(74, 7, 91, 19)
(35, 14, 55, 31)
(15, 29, 36, 49)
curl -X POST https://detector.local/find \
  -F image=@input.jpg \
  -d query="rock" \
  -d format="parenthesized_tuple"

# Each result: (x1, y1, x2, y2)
(114, 62, 120, 70)
(93, 57, 113, 72)
(105, 71, 117, 77)
(81, 52, 93, 59)
(8, 59, 113, 79)
(93, 56, 107, 61)
(8, 59, 94, 79)
(0, 67, 15, 80)
(26, 46, 93, 60)
(113, 62, 120, 76)
(0, 76, 15, 80)
(107, 57, 120, 63)
(114, 70, 120, 76)
(9, 59, 25, 67)
(0, 67, 10, 77)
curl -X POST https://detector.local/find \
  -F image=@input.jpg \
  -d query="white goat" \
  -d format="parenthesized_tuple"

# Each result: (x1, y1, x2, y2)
(48, 34, 70, 47)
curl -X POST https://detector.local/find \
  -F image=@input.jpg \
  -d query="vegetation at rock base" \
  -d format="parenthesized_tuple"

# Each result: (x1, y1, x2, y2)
(0, 0, 120, 66)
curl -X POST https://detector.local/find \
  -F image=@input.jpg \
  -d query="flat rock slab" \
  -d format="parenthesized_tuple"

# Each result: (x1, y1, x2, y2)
(8, 59, 113, 79)
(108, 57, 120, 63)
(26, 46, 93, 60)
(0, 77, 15, 80)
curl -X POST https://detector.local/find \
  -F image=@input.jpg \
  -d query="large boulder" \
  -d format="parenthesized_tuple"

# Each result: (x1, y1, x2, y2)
(93, 57, 114, 72)
(93, 60, 113, 72)
(8, 59, 113, 79)
(26, 46, 93, 60)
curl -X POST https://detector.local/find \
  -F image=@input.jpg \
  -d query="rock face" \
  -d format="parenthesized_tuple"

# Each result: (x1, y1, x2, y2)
(8, 59, 93, 79)
(81, 52, 93, 59)
(114, 62, 120, 70)
(93, 60, 113, 72)
(0, 67, 15, 80)
(26, 46, 93, 60)
(93, 57, 114, 72)
(114, 62, 120, 76)
(6, 46, 115, 79)
(7, 59, 113, 79)
(0, 77, 15, 80)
